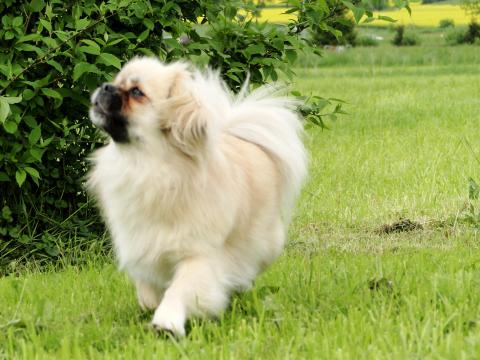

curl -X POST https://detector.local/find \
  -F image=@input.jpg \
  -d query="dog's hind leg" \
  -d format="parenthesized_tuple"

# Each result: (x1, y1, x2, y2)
(151, 255, 229, 337)
(135, 280, 163, 311)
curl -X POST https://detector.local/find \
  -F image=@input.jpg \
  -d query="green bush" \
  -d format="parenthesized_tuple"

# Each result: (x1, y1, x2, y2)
(439, 18, 455, 28)
(368, 0, 388, 10)
(444, 21, 480, 44)
(464, 20, 480, 43)
(392, 25, 420, 46)
(355, 35, 379, 47)
(1, 0, 376, 264)
(310, 6, 357, 46)
(445, 27, 468, 45)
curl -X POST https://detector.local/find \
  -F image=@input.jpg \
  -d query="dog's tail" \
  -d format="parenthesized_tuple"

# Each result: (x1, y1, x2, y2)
(225, 84, 308, 221)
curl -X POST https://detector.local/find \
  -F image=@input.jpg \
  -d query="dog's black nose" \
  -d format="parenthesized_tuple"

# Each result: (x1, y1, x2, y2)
(102, 83, 116, 93)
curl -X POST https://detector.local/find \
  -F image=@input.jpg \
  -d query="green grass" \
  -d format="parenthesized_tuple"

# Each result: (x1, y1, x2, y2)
(2, 246, 480, 359)
(2, 34, 480, 359)
(301, 27, 480, 68)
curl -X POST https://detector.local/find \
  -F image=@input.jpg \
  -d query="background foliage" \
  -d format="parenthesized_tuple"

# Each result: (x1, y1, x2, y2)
(310, 5, 357, 46)
(0, 0, 401, 264)
(392, 25, 420, 46)
(462, 0, 480, 16)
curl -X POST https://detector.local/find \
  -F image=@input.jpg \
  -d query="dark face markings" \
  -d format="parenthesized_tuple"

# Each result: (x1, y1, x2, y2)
(94, 83, 130, 143)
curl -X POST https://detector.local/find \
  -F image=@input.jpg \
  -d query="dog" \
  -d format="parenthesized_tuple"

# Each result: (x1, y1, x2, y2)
(87, 57, 307, 336)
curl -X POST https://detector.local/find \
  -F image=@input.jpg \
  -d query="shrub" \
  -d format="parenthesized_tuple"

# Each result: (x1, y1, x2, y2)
(392, 25, 420, 46)
(444, 21, 480, 44)
(464, 20, 480, 43)
(355, 35, 380, 47)
(445, 27, 468, 45)
(462, 0, 480, 17)
(310, 7, 357, 46)
(439, 18, 455, 28)
(1, 0, 373, 264)
(368, 0, 388, 10)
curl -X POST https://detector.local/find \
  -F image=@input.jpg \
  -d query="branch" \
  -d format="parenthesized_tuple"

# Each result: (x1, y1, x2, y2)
(0, 13, 115, 96)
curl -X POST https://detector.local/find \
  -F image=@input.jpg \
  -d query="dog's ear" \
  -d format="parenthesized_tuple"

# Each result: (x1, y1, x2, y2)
(167, 65, 209, 157)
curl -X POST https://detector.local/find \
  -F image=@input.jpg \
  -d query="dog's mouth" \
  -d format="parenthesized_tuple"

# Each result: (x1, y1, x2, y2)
(92, 102, 108, 118)
(91, 86, 130, 144)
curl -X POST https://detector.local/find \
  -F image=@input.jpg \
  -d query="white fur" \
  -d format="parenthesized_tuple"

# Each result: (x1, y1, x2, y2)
(88, 58, 307, 336)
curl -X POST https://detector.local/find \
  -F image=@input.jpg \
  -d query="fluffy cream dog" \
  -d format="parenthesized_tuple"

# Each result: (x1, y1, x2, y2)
(87, 57, 307, 336)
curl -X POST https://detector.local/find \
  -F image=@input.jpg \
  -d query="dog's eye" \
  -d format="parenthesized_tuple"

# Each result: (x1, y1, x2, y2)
(129, 87, 144, 97)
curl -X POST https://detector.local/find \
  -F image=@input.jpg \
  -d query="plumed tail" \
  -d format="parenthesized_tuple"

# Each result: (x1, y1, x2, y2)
(225, 83, 308, 221)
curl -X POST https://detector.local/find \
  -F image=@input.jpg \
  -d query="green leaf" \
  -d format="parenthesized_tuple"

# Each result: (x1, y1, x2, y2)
(244, 44, 266, 58)
(75, 18, 90, 31)
(23, 89, 35, 101)
(24, 115, 37, 128)
(18, 235, 33, 244)
(54, 31, 70, 42)
(353, 7, 365, 23)
(0, 172, 9, 182)
(3, 121, 17, 134)
(15, 43, 45, 55)
(378, 15, 397, 23)
(362, 17, 375, 24)
(41, 88, 62, 100)
(283, 7, 298, 14)
(143, 18, 154, 30)
(405, 5, 412, 15)
(28, 126, 41, 145)
(12, 17, 23, 27)
(16, 34, 42, 43)
(285, 49, 297, 64)
(79, 46, 101, 55)
(79, 40, 101, 55)
(0, 97, 11, 123)
(29, 0, 45, 12)
(46, 60, 63, 73)
(39, 19, 52, 32)
(15, 169, 26, 187)
(73, 62, 98, 81)
(4, 96, 22, 104)
(81, 39, 100, 54)
(0, 64, 12, 78)
(30, 148, 45, 161)
(42, 37, 57, 48)
(2, 15, 10, 27)
(137, 29, 150, 43)
(25, 167, 40, 179)
(39, 136, 53, 148)
(98, 53, 122, 69)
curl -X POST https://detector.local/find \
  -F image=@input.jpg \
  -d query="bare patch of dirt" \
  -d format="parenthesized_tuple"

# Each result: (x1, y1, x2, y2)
(377, 218, 423, 234)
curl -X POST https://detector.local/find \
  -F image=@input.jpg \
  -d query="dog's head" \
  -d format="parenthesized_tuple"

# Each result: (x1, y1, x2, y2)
(90, 58, 211, 156)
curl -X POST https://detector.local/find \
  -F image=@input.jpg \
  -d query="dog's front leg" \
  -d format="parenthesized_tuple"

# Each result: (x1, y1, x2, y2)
(151, 256, 229, 337)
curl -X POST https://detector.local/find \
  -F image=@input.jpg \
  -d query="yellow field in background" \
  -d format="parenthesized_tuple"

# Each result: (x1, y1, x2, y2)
(372, 3, 471, 27)
(257, 3, 472, 27)
(257, 7, 297, 23)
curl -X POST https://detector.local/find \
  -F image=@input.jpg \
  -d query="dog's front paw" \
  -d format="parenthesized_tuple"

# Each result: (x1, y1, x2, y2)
(151, 304, 186, 337)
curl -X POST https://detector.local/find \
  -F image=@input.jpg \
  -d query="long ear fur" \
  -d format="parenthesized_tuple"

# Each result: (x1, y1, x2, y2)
(167, 66, 209, 157)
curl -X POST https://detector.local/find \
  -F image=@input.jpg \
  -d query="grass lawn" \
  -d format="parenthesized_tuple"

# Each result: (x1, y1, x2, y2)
(1, 35, 480, 359)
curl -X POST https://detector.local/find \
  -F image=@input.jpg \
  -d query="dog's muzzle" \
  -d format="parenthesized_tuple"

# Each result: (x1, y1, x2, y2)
(91, 83, 129, 143)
